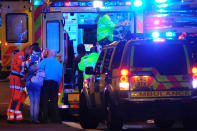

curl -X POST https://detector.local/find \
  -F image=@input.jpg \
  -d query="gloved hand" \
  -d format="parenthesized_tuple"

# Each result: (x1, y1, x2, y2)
(30, 55, 39, 64)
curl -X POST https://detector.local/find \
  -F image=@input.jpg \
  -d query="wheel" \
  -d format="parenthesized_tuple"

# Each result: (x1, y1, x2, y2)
(106, 106, 123, 130)
(183, 120, 197, 129)
(154, 120, 174, 128)
(79, 94, 99, 129)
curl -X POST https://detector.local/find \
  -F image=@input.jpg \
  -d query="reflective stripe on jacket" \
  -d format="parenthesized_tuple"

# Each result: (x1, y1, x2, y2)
(78, 53, 100, 80)
(97, 14, 116, 42)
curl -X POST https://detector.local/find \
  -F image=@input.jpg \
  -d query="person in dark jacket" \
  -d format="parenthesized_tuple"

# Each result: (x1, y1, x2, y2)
(73, 44, 86, 91)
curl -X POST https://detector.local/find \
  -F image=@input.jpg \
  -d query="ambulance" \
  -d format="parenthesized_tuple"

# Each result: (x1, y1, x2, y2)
(82, 39, 197, 129)
(0, 0, 140, 116)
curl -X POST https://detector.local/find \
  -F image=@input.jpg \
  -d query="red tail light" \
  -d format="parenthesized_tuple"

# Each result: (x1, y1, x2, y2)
(192, 67, 197, 74)
(4, 42, 8, 46)
(192, 67, 197, 88)
(121, 69, 129, 76)
(120, 69, 130, 90)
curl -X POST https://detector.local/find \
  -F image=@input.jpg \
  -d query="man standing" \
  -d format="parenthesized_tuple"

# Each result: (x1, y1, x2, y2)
(39, 50, 63, 123)
(7, 45, 38, 122)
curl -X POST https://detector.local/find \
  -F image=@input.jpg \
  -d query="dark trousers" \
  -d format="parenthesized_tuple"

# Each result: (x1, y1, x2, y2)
(40, 80, 59, 123)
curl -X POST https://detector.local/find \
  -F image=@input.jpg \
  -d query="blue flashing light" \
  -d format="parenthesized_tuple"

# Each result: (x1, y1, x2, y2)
(70, 2, 79, 6)
(126, 1, 132, 5)
(157, 4, 168, 8)
(166, 31, 176, 37)
(153, 38, 166, 42)
(80, 2, 86, 6)
(166, 32, 173, 37)
(104, 1, 114, 6)
(154, 20, 160, 25)
(93, 1, 103, 8)
(155, 0, 167, 3)
(53, 2, 64, 7)
(34, 0, 43, 5)
(134, 0, 143, 7)
(152, 31, 160, 38)
(158, 9, 167, 12)
(87, 2, 93, 6)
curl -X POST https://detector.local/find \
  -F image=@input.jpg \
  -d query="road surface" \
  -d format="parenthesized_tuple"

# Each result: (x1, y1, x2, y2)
(0, 81, 196, 131)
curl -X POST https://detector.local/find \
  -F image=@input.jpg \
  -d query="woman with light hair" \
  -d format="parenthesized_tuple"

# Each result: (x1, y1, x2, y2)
(26, 46, 43, 124)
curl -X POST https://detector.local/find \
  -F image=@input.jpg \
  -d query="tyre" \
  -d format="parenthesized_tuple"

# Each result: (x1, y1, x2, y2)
(106, 106, 123, 130)
(79, 94, 99, 129)
(154, 120, 174, 128)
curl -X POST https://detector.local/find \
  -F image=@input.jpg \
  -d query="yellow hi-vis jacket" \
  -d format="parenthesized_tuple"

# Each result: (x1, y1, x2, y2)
(97, 14, 116, 42)
(78, 53, 100, 80)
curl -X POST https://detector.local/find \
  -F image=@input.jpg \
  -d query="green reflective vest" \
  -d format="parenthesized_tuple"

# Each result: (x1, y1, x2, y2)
(78, 53, 100, 80)
(97, 14, 116, 42)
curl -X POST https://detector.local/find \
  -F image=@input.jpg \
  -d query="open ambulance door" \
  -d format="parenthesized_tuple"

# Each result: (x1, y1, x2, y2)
(42, 12, 65, 61)
(42, 12, 67, 107)
(42, 13, 79, 113)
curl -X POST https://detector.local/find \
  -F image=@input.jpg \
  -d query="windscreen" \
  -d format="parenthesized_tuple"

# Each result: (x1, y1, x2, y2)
(6, 14, 28, 43)
(133, 44, 188, 75)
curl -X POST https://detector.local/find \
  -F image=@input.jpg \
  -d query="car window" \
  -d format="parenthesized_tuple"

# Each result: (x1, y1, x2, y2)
(95, 50, 105, 74)
(6, 13, 28, 43)
(186, 44, 197, 66)
(111, 42, 126, 69)
(102, 48, 114, 73)
(122, 44, 131, 68)
(133, 44, 188, 75)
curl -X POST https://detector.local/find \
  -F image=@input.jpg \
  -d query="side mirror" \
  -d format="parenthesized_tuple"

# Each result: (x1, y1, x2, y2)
(85, 67, 94, 75)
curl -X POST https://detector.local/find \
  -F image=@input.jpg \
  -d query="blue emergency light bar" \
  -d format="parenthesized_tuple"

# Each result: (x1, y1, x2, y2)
(51, 1, 132, 7)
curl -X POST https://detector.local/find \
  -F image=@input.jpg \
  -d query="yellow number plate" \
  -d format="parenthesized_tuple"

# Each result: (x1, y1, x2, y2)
(68, 94, 79, 102)
(135, 76, 149, 88)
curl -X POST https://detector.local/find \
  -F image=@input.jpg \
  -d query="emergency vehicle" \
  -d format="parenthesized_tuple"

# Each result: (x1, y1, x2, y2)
(0, 0, 139, 115)
(1, 0, 196, 119)
(81, 39, 197, 129)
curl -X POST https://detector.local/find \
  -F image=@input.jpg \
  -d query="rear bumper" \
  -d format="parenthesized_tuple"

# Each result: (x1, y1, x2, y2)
(115, 96, 197, 121)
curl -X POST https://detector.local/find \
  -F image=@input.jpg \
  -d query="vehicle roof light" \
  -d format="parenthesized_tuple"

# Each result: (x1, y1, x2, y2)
(152, 31, 160, 38)
(166, 32, 173, 37)
(154, 20, 160, 25)
(65, 2, 70, 6)
(34, 0, 43, 5)
(126, 1, 131, 5)
(153, 38, 165, 42)
(192, 67, 197, 74)
(121, 69, 129, 76)
(155, 0, 167, 3)
(93, 1, 103, 8)
(134, 0, 143, 7)
(157, 4, 168, 8)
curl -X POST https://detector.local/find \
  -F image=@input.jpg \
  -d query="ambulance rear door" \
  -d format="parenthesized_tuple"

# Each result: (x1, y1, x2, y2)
(43, 12, 67, 108)
(43, 12, 65, 62)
